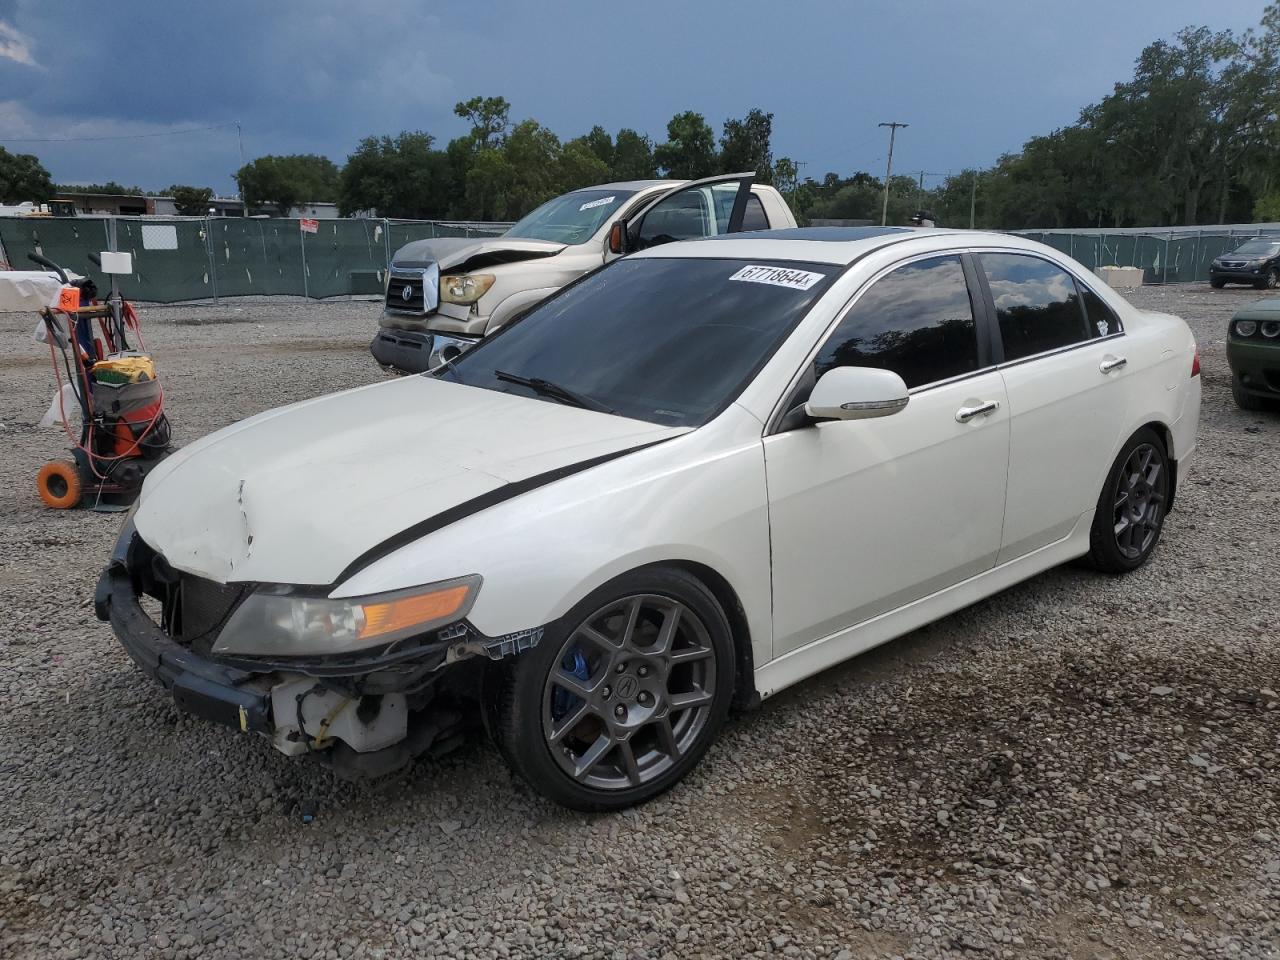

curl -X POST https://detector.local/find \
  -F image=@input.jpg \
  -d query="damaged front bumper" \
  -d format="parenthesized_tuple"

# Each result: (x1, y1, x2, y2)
(95, 525, 542, 778)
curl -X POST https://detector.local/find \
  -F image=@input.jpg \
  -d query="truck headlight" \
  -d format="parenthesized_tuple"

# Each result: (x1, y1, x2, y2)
(212, 575, 482, 657)
(439, 274, 495, 305)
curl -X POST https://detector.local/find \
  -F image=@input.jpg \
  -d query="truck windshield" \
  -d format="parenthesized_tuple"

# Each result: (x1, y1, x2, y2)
(504, 189, 638, 245)
(440, 256, 839, 427)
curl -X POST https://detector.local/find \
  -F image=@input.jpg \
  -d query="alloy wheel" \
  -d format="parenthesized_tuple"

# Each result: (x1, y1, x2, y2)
(541, 594, 717, 791)
(1112, 442, 1166, 560)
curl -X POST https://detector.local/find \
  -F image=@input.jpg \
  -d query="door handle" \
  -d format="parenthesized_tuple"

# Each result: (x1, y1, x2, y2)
(1099, 356, 1128, 373)
(955, 400, 1000, 423)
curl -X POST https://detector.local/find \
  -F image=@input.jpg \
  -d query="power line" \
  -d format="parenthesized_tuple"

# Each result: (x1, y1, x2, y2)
(0, 122, 239, 144)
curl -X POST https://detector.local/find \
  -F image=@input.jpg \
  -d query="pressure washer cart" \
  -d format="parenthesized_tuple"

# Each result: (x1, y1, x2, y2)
(31, 250, 172, 510)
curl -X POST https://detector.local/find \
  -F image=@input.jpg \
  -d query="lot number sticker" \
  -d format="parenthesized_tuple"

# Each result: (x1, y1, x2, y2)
(579, 196, 616, 211)
(728, 264, 825, 291)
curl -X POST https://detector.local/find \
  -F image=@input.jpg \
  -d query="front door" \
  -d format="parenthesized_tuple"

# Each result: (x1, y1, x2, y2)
(764, 253, 1010, 656)
(605, 173, 755, 262)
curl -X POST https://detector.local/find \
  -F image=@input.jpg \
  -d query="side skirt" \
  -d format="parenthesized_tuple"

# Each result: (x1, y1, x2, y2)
(753, 511, 1093, 699)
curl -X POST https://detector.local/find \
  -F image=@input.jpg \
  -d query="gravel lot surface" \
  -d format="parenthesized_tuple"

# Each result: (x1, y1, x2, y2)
(0, 287, 1277, 960)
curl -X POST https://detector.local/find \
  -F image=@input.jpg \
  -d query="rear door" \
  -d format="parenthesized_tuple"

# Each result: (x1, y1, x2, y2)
(974, 251, 1131, 563)
(615, 173, 755, 256)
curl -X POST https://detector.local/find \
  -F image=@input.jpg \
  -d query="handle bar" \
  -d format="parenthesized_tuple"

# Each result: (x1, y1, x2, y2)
(27, 252, 68, 284)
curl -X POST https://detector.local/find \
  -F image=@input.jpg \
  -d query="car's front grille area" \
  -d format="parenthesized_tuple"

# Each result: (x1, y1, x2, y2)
(1220, 261, 1247, 269)
(165, 574, 252, 651)
(129, 536, 253, 653)
(385, 274, 427, 313)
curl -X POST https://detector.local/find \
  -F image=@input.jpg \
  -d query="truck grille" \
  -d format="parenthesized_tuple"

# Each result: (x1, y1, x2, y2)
(386, 274, 427, 313)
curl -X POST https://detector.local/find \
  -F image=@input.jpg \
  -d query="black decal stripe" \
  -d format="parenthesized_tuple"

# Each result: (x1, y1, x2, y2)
(333, 436, 677, 586)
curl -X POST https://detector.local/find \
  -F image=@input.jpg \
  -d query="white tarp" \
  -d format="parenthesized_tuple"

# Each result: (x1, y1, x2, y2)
(0, 270, 81, 313)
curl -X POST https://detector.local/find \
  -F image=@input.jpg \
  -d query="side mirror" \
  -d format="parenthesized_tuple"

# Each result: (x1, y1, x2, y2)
(607, 221, 628, 255)
(805, 367, 909, 421)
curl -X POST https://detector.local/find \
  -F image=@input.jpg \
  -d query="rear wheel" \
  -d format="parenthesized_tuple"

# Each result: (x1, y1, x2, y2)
(494, 567, 734, 811)
(1087, 429, 1169, 574)
(36, 459, 82, 509)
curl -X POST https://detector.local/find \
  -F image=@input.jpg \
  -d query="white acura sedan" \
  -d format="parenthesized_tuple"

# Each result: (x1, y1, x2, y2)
(97, 227, 1201, 810)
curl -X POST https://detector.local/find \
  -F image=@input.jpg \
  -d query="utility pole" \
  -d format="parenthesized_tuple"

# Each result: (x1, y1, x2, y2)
(235, 121, 247, 217)
(878, 122, 907, 226)
(969, 171, 978, 229)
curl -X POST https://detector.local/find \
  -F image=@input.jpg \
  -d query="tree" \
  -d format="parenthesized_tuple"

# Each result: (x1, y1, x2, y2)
(571, 125, 614, 169)
(235, 154, 340, 217)
(454, 95, 511, 148)
(165, 184, 214, 216)
(339, 133, 454, 219)
(720, 108, 774, 183)
(773, 157, 798, 196)
(0, 148, 53, 203)
(654, 112, 718, 179)
(611, 128, 656, 180)
(557, 141, 611, 194)
(54, 181, 142, 196)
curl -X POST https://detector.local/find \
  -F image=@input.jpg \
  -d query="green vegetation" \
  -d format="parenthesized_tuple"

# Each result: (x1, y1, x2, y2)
(0, 147, 54, 204)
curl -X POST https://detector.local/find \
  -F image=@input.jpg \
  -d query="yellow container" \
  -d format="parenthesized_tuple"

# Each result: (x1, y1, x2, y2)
(93, 355, 156, 384)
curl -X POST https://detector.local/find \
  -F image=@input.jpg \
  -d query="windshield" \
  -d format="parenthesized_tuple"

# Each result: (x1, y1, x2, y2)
(441, 257, 840, 427)
(1229, 239, 1280, 257)
(504, 188, 637, 245)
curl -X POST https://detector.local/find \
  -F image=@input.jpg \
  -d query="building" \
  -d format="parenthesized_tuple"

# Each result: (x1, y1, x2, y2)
(50, 191, 342, 219)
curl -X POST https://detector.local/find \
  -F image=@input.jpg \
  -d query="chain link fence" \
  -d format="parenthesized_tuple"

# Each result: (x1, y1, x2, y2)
(1013, 225, 1280, 284)
(0, 215, 510, 303)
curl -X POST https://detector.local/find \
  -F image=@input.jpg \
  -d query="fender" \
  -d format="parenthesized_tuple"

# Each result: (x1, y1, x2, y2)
(487, 286, 564, 333)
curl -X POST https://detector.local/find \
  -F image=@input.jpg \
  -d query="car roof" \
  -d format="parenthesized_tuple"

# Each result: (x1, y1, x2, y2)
(569, 180, 674, 193)
(634, 227, 1040, 266)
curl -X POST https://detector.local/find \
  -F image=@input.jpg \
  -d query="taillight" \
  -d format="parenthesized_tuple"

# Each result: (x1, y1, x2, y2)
(1191, 349, 1201, 377)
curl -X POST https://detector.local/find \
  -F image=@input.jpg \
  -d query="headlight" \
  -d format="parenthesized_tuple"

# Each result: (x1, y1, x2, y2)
(1263, 320, 1280, 338)
(1235, 320, 1257, 337)
(439, 274, 495, 305)
(212, 574, 481, 657)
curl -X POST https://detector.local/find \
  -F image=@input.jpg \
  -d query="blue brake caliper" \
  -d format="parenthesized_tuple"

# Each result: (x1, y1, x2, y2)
(552, 647, 590, 721)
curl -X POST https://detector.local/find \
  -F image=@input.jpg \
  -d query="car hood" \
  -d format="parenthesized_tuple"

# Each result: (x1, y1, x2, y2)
(133, 376, 686, 587)
(390, 236, 566, 273)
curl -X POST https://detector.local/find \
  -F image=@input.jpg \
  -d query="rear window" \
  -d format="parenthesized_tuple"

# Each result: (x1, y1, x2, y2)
(979, 253, 1090, 362)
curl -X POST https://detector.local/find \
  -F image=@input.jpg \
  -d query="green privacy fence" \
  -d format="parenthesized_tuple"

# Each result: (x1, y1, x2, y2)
(0, 215, 510, 303)
(1013, 227, 1280, 284)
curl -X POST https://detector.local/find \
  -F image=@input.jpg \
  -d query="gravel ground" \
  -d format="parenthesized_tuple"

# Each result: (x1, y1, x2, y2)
(0, 287, 1277, 960)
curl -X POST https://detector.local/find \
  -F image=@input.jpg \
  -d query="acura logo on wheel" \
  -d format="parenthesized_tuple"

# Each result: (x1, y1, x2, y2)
(401, 284, 413, 301)
(616, 676, 639, 700)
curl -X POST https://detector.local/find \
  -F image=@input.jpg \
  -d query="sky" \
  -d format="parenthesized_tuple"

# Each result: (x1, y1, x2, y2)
(0, 0, 1268, 198)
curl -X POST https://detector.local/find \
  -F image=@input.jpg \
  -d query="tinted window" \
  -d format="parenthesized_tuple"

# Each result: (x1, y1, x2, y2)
(742, 195, 769, 231)
(445, 258, 838, 427)
(980, 253, 1089, 361)
(815, 255, 979, 388)
(1082, 284, 1122, 337)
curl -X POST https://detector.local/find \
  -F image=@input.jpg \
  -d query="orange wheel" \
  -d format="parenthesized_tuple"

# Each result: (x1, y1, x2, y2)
(36, 459, 82, 509)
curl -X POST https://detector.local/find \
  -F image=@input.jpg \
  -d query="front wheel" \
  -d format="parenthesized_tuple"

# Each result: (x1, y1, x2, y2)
(1210, 278, 1226, 289)
(1232, 380, 1268, 411)
(493, 568, 734, 810)
(1087, 428, 1169, 574)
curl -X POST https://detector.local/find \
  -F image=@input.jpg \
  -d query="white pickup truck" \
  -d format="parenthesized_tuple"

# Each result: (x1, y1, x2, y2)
(372, 173, 797, 373)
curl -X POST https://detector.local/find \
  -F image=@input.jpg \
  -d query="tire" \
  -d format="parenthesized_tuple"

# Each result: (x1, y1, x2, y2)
(1087, 428, 1169, 574)
(493, 567, 735, 811)
(1232, 380, 1268, 411)
(1269, 269, 1280, 290)
(1210, 278, 1226, 289)
(36, 459, 82, 509)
